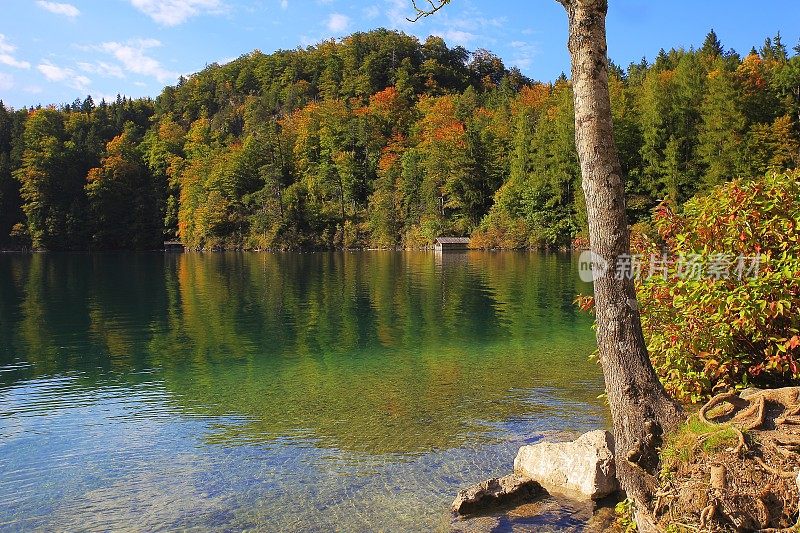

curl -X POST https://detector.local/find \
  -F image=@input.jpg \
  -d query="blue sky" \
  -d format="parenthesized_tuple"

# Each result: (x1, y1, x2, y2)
(1, 0, 799, 109)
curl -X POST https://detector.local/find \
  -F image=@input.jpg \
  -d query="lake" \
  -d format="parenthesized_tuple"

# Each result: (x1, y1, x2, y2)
(0, 251, 607, 532)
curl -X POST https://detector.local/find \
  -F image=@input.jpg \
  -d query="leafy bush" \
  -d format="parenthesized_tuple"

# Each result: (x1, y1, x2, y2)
(636, 171, 800, 402)
(615, 498, 638, 533)
(470, 211, 532, 249)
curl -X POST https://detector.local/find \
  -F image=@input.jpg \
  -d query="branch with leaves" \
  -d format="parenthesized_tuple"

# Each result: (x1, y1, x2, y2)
(407, 0, 451, 22)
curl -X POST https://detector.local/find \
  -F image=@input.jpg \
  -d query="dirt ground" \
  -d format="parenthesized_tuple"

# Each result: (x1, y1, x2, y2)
(654, 388, 800, 531)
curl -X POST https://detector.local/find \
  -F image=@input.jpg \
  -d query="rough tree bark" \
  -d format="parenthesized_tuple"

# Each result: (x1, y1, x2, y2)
(558, 0, 684, 526)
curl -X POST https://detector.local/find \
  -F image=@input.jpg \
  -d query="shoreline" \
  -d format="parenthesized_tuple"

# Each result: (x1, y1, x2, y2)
(0, 245, 579, 254)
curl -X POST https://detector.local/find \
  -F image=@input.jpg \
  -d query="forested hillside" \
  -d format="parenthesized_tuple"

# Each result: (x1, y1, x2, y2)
(1, 29, 799, 250)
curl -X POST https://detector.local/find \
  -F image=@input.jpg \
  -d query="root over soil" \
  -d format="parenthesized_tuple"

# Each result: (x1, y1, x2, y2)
(654, 387, 800, 532)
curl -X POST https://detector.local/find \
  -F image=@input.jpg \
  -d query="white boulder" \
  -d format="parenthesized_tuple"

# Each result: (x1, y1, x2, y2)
(514, 430, 618, 500)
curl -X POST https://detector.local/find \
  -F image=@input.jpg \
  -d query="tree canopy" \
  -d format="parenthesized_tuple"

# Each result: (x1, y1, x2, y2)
(0, 29, 798, 250)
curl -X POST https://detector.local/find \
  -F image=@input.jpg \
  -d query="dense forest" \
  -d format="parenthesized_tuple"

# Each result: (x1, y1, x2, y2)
(1, 28, 799, 250)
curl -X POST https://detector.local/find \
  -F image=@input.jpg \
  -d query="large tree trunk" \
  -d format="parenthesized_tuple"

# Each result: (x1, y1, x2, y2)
(559, 0, 684, 526)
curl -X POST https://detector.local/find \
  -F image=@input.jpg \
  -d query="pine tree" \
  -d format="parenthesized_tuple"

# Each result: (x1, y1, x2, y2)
(701, 29, 723, 58)
(654, 48, 670, 70)
(773, 32, 788, 62)
(81, 96, 95, 114)
(761, 37, 775, 60)
(698, 67, 746, 188)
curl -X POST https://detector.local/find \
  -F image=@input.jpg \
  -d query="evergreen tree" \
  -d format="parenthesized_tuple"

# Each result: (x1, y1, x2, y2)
(0, 102, 24, 247)
(773, 32, 788, 62)
(701, 29, 723, 58)
(697, 66, 747, 188)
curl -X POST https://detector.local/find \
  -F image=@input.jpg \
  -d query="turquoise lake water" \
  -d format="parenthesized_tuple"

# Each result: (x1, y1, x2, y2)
(0, 251, 607, 532)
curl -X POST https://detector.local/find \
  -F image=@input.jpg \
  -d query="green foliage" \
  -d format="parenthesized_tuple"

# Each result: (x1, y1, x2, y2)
(0, 102, 26, 249)
(637, 171, 800, 402)
(697, 65, 746, 188)
(615, 498, 638, 533)
(13, 108, 89, 249)
(472, 82, 581, 248)
(5, 97, 154, 250)
(86, 123, 162, 249)
(1, 30, 800, 250)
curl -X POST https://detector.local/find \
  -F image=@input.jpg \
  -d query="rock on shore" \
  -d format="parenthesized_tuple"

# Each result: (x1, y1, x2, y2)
(451, 430, 619, 517)
(514, 430, 618, 500)
(451, 474, 544, 515)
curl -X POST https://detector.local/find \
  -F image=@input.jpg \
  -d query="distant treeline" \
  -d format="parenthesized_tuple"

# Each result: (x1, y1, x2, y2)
(1, 29, 799, 250)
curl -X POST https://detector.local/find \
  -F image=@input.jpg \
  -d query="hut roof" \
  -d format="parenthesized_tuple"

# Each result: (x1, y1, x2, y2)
(434, 237, 471, 244)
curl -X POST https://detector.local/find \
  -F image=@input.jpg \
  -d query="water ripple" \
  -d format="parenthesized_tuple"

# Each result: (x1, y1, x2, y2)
(0, 251, 606, 532)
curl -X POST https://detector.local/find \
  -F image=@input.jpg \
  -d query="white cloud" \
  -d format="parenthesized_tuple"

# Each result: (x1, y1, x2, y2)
(0, 36, 16, 54)
(78, 61, 125, 79)
(280, 0, 288, 8)
(100, 39, 177, 83)
(448, 15, 504, 32)
(36, 1, 80, 18)
(87, 92, 108, 102)
(363, 5, 379, 19)
(37, 61, 91, 90)
(385, 0, 412, 27)
(436, 30, 477, 46)
(94, 92, 123, 104)
(0, 34, 31, 69)
(0, 55, 30, 69)
(428, 8, 505, 48)
(0, 72, 13, 91)
(509, 40, 539, 71)
(326, 13, 349, 32)
(129, 0, 225, 26)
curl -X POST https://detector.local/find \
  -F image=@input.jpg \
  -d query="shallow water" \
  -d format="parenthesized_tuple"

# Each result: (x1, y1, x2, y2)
(0, 251, 607, 532)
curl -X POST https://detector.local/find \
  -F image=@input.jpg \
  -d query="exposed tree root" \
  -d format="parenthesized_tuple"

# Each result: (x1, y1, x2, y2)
(755, 456, 800, 480)
(654, 387, 800, 532)
(701, 388, 800, 433)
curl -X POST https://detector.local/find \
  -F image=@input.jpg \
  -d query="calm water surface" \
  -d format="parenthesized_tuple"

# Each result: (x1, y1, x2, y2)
(0, 251, 607, 532)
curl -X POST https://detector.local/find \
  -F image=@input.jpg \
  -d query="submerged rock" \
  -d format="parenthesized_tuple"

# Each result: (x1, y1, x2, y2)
(514, 430, 618, 500)
(450, 494, 613, 532)
(451, 474, 544, 515)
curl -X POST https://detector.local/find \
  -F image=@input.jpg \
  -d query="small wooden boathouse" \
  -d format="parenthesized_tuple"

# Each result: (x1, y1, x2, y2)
(434, 237, 471, 251)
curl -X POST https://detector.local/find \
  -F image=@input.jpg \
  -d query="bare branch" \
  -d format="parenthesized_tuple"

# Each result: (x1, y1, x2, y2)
(406, 0, 450, 23)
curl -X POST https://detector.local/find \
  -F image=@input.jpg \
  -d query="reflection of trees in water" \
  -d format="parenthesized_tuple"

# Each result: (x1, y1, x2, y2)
(1, 254, 169, 380)
(0, 252, 605, 454)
